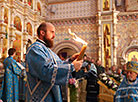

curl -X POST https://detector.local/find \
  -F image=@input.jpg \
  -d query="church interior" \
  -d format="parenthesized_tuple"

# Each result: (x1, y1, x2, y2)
(0, 0, 138, 102)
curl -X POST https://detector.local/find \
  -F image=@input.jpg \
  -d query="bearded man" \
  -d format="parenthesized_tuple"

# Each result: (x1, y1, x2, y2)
(114, 61, 138, 102)
(25, 22, 83, 102)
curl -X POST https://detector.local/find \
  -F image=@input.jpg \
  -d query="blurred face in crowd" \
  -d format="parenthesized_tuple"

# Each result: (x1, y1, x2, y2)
(91, 59, 95, 63)
(0, 62, 3, 69)
(123, 64, 127, 70)
(112, 66, 116, 72)
(105, 67, 109, 72)
(127, 71, 137, 81)
(12, 51, 16, 59)
(117, 68, 122, 75)
(97, 60, 101, 66)
(83, 56, 87, 61)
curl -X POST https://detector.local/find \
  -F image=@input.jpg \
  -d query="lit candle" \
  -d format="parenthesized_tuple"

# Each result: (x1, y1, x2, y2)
(77, 44, 87, 61)
(68, 29, 88, 61)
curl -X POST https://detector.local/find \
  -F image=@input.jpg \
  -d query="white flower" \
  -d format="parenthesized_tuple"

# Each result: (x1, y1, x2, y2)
(114, 74, 119, 77)
(113, 84, 117, 88)
(75, 80, 79, 88)
(108, 80, 113, 85)
(0, 99, 3, 102)
(103, 77, 107, 80)
(120, 78, 123, 82)
(102, 73, 106, 76)
(105, 80, 108, 84)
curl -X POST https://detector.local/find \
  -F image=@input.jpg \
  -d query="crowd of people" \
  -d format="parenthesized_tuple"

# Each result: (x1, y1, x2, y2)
(0, 22, 138, 102)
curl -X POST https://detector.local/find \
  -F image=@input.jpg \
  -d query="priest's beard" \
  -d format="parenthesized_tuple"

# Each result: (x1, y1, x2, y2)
(127, 76, 136, 82)
(43, 37, 54, 48)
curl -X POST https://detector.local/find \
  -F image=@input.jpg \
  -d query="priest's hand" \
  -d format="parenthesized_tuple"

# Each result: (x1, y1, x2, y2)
(70, 53, 80, 61)
(72, 59, 83, 71)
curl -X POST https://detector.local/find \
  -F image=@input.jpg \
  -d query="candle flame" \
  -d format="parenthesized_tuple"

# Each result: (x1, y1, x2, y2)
(68, 29, 87, 45)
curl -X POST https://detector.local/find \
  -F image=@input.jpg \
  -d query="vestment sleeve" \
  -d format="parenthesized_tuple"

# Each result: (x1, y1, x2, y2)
(11, 60, 22, 75)
(26, 45, 74, 85)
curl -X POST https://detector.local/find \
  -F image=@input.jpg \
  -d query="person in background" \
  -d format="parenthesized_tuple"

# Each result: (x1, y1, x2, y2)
(19, 54, 27, 102)
(108, 65, 117, 76)
(72, 61, 88, 102)
(95, 59, 105, 77)
(0, 62, 3, 72)
(83, 54, 87, 61)
(0, 48, 22, 102)
(91, 58, 95, 64)
(114, 61, 138, 102)
(111, 65, 117, 74)
(83, 61, 99, 102)
(117, 68, 122, 76)
(58, 52, 67, 102)
(122, 64, 127, 77)
(105, 65, 110, 75)
(0, 62, 4, 90)
(25, 22, 83, 102)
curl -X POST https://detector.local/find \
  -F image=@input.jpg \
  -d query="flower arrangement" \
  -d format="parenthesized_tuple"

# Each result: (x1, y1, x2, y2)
(109, 73, 123, 84)
(68, 78, 78, 88)
(0, 100, 3, 102)
(99, 73, 119, 91)
(68, 78, 79, 102)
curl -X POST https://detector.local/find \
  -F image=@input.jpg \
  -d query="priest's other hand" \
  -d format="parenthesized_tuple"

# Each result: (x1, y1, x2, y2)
(70, 53, 80, 61)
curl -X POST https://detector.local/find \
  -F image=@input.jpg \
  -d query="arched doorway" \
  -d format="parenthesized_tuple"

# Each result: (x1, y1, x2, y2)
(52, 40, 81, 60)
(121, 39, 138, 64)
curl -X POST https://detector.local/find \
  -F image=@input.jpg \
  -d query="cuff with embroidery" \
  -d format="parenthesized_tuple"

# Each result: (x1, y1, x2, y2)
(70, 63, 75, 72)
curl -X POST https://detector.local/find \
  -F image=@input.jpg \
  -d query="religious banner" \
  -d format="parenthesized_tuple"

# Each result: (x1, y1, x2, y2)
(103, 0, 110, 11)
(4, 8, 8, 24)
(27, 22, 32, 36)
(103, 24, 111, 68)
(13, 34, 21, 62)
(128, 51, 138, 62)
(14, 16, 22, 31)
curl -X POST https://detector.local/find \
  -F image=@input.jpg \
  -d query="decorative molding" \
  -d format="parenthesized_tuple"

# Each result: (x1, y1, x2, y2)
(47, 0, 96, 20)
(117, 13, 138, 21)
(49, 17, 96, 26)
(48, 0, 87, 4)
(129, 39, 138, 46)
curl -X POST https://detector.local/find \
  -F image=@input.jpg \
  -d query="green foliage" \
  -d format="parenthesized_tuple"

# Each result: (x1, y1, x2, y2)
(69, 85, 77, 102)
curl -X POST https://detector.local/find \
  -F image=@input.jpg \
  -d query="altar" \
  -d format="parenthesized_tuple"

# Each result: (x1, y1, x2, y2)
(98, 81, 115, 102)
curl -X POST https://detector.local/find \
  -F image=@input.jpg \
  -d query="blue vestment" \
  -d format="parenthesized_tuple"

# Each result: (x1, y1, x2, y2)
(0, 57, 22, 102)
(26, 40, 74, 102)
(114, 77, 138, 102)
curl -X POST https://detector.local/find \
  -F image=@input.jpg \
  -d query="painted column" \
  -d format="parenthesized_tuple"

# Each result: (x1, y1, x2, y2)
(97, 0, 101, 11)
(0, 35, 5, 58)
(9, 8, 16, 48)
(97, 11, 102, 62)
(0, 8, 7, 57)
(112, 9, 119, 65)
(1, 6, 4, 23)
(23, 32, 28, 54)
(9, 27, 16, 48)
